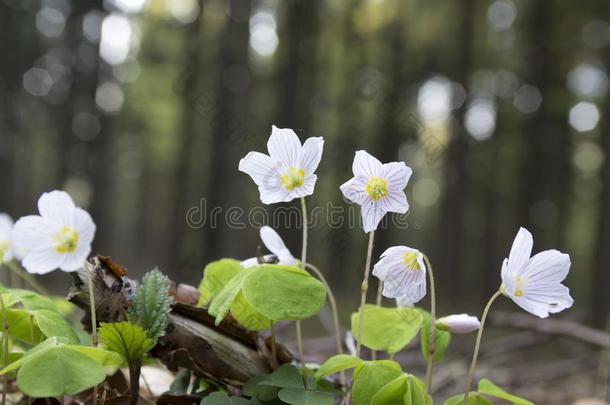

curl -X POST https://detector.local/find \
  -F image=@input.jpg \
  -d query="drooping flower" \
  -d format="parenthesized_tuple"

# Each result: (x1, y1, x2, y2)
(340, 151, 412, 233)
(0, 213, 15, 264)
(373, 246, 426, 303)
(13, 191, 96, 274)
(238, 126, 324, 205)
(500, 227, 573, 319)
(241, 226, 298, 268)
(436, 314, 481, 334)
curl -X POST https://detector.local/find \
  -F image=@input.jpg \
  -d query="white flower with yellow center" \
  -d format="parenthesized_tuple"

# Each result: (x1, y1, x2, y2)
(373, 246, 427, 303)
(238, 126, 324, 205)
(241, 226, 298, 268)
(0, 213, 15, 264)
(436, 314, 480, 334)
(13, 191, 96, 274)
(500, 227, 573, 318)
(340, 151, 412, 233)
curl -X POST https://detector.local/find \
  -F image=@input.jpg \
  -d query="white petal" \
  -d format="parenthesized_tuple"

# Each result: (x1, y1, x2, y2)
(379, 190, 409, 214)
(396, 295, 415, 308)
(239, 152, 283, 188)
(13, 216, 56, 252)
(260, 226, 295, 264)
(37, 191, 76, 227)
(361, 200, 387, 233)
(381, 162, 413, 191)
(286, 174, 317, 200)
(259, 185, 292, 205)
(340, 177, 368, 205)
(74, 208, 96, 246)
(22, 247, 65, 275)
(352, 150, 383, 178)
(394, 282, 426, 306)
(521, 250, 570, 284)
(510, 283, 573, 318)
(379, 246, 409, 260)
(300, 137, 324, 175)
(437, 314, 480, 334)
(506, 227, 533, 277)
(0, 214, 13, 234)
(267, 126, 302, 168)
(60, 244, 91, 271)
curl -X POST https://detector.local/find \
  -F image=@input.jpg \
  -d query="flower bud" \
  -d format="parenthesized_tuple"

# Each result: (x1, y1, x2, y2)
(436, 314, 480, 334)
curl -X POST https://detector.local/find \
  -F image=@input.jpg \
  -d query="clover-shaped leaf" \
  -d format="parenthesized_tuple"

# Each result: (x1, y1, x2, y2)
(199, 259, 244, 306)
(352, 360, 403, 405)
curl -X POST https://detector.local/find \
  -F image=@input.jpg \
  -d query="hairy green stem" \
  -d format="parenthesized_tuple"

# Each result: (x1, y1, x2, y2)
(356, 231, 375, 358)
(463, 290, 502, 403)
(423, 254, 437, 392)
(6, 261, 49, 295)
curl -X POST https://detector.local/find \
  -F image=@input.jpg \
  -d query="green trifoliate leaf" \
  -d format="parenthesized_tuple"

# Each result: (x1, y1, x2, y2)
(6, 289, 57, 311)
(314, 354, 364, 380)
(351, 305, 423, 354)
(127, 269, 173, 342)
(99, 322, 155, 364)
(477, 379, 534, 405)
(242, 264, 326, 321)
(230, 292, 270, 331)
(352, 360, 403, 405)
(209, 269, 253, 325)
(444, 393, 494, 405)
(420, 312, 451, 364)
(33, 309, 80, 344)
(198, 259, 244, 306)
(370, 374, 432, 405)
(257, 364, 304, 389)
(278, 388, 336, 405)
(201, 392, 250, 404)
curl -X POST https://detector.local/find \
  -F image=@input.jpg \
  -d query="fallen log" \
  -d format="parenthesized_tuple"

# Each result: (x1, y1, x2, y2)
(67, 256, 292, 389)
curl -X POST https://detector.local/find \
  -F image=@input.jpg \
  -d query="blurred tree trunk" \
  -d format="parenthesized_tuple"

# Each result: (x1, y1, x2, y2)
(437, 0, 475, 305)
(203, 0, 252, 261)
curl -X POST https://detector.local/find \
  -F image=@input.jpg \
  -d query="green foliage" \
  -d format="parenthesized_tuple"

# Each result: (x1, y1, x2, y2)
(4, 307, 79, 345)
(242, 264, 326, 321)
(278, 388, 335, 405)
(351, 305, 423, 354)
(98, 322, 155, 364)
(0, 337, 122, 398)
(444, 393, 494, 405)
(444, 380, 534, 405)
(420, 311, 451, 364)
(209, 269, 252, 325)
(198, 259, 244, 307)
(33, 309, 80, 344)
(201, 391, 250, 404)
(351, 360, 403, 405)
(128, 269, 173, 342)
(230, 292, 270, 331)
(370, 374, 432, 405)
(314, 354, 364, 380)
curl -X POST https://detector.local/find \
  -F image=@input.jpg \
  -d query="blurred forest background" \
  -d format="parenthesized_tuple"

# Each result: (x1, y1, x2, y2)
(1, 0, 610, 402)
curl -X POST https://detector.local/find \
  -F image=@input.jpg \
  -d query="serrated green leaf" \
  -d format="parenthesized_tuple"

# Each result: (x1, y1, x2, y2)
(352, 361, 403, 405)
(98, 322, 155, 364)
(278, 388, 336, 405)
(128, 269, 173, 342)
(420, 313, 451, 364)
(198, 259, 244, 307)
(242, 265, 326, 321)
(209, 269, 252, 325)
(351, 305, 423, 354)
(230, 292, 270, 331)
(477, 379, 534, 405)
(314, 354, 364, 380)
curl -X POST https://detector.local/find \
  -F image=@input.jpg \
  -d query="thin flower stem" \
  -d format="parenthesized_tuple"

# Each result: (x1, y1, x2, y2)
(356, 231, 375, 358)
(295, 197, 308, 370)
(463, 290, 502, 404)
(423, 254, 437, 392)
(85, 268, 98, 346)
(6, 261, 49, 295)
(304, 262, 345, 386)
(269, 321, 278, 370)
(1, 295, 9, 405)
(372, 281, 384, 360)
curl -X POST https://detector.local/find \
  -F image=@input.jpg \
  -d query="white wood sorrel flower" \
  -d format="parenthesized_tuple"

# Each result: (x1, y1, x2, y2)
(241, 226, 297, 268)
(436, 314, 481, 334)
(500, 227, 573, 318)
(0, 213, 15, 264)
(238, 126, 324, 204)
(13, 191, 96, 274)
(340, 151, 412, 233)
(373, 246, 427, 304)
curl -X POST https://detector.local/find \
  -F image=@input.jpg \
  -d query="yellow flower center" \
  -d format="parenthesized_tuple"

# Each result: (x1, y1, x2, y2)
(366, 177, 389, 201)
(403, 252, 421, 271)
(54, 227, 79, 254)
(281, 167, 305, 191)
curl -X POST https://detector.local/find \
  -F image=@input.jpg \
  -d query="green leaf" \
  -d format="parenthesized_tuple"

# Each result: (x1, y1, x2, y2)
(420, 313, 451, 364)
(127, 269, 173, 342)
(258, 364, 304, 389)
(230, 292, 270, 331)
(16, 344, 108, 397)
(0, 337, 60, 376)
(351, 305, 423, 354)
(278, 388, 336, 405)
(404, 374, 431, 405)
(477, 379, 534, 405)
(98, 322, 155, 364)
(209, 269, 252, 325)
(371, 374, 408, 405)
(242, 265, 326, 321)
(198, 259, 244, 307)
(242, 374, 280, 402)
(444, 393, 494, 405)
(352, 360, 403, 405)
(201, 392, 250, 405)
(65, 345, 123, 371)
(7, 289, 58, 311)
(314, 354, 364, 380)
(33, 309, 80, 344)
(5, 309, 43, 345)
